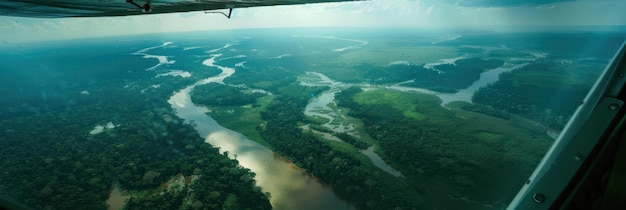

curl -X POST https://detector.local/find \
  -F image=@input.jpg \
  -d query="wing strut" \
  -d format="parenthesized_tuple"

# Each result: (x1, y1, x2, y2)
(205, 6, 234, 19)
(126, 0, 151, 12)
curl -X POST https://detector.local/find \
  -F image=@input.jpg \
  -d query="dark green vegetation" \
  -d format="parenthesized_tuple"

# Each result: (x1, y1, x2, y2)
(0, 39, 271, 209)
(336, 87, 553, 208)
(315, 58, 504, 93)
(190, 83, 264, 106)
(195, 76, 418, 208)
(473, 56, 608, 130)
(1, 28, 624, 210)
(335, 132, 371, 150)
(402, 58, 504, 93)
(194, 29, 624, 209)
(449, 101, 512, 120)
(256, 85, 417, 209)
(445, 32, 626, 130)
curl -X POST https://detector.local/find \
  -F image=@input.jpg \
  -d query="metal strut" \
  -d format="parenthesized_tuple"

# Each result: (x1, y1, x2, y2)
(205, 7, 233, 19)
(126, 0, 151, 12)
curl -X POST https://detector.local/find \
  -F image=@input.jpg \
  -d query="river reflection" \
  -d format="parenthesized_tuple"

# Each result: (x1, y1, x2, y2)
(141, 39, 545, 210)
(167, 59, 352, 210)
(436, 63, 529, 105)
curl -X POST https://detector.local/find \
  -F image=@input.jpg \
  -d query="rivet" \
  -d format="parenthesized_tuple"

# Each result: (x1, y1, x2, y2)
(526, 179, 531, 184)
(609, 103, 620, 111)
(533, 193, 546, 204)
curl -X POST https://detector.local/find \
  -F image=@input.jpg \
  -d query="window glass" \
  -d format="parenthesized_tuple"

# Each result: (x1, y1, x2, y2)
(0, 1, 625, 209)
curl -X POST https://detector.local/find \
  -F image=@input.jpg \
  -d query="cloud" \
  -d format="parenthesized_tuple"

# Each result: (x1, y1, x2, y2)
(0, 0, 624, 44)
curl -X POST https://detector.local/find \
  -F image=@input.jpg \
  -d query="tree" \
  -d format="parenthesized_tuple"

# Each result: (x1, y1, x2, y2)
(222, 194, 239, 210)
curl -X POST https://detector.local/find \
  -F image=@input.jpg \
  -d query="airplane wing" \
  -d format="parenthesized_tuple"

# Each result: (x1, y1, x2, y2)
(0, 0, 359, 18)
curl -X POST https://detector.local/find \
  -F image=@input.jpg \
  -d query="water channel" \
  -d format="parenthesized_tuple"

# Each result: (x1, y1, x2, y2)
(301, 72, 407, 177)
(300, 58, 534, 178)
(143, 40, 549, 209)
(388, 63, 531, 105)
(139, 43, 354, 210)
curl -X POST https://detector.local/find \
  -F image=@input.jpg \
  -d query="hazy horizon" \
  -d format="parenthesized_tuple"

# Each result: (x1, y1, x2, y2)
(0, 0, 625, 44)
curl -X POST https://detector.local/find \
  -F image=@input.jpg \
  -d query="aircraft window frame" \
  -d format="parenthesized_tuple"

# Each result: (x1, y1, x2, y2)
(0, 7, 625, 208)
(508, 41, 626, 209)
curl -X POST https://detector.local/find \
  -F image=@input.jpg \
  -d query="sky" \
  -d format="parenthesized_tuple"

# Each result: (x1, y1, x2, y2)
(0, 0, 625, 44)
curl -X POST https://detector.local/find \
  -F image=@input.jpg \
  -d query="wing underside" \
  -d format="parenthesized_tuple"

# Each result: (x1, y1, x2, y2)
(0, 0, 357, 18)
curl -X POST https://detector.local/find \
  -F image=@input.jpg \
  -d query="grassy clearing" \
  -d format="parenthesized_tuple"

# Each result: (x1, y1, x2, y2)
(403, 110, 424, 120)
(209, 96, 274, 149)
(349, 88, 554, 205)
(354, 89, 435, 120)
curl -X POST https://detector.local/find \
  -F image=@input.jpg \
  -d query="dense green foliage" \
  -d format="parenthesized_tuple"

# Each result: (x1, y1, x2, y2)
(337, 58, 504, 93)
(0, 40, 271, 210)
(448, 101, 512, 120)
(190, 83, 263, 106)
(335, 132, 371, 150)
(224, 65, 298, 93)
(197, 30, 621, 209)
(336, 87, 552, 208)
(2, 29, 622, 210)
(256, 85, 416, 209)
(304, 118, 371, 150)
(202, 96, 275, 149)
(0, 99, 270, 210)
(473, 60, 605, 129)
(406, 58, 504, 93)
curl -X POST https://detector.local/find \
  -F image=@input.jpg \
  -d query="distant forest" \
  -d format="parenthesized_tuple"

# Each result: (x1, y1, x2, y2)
(0, 45, 271, 209)
(473, 60, 606, 130)
(0, 30, 623, 210)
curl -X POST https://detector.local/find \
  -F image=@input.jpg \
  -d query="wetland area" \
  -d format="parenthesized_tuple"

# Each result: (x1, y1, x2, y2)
(1, 28, 623, 209)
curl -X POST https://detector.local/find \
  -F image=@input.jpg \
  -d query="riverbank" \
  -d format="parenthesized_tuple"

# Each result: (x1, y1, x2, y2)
(167, 49, 352, 209)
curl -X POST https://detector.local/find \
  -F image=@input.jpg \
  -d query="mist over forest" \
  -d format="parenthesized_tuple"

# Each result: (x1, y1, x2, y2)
(1, 28, 624, 210)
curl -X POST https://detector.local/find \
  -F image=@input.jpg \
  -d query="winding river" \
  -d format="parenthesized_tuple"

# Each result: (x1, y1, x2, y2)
(145, 44, 354, 210)
(139, 39, 547, 209)
(389, 63, 531, 105)
(300, 58, 534, 177)
(301, 72, 406, 177)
